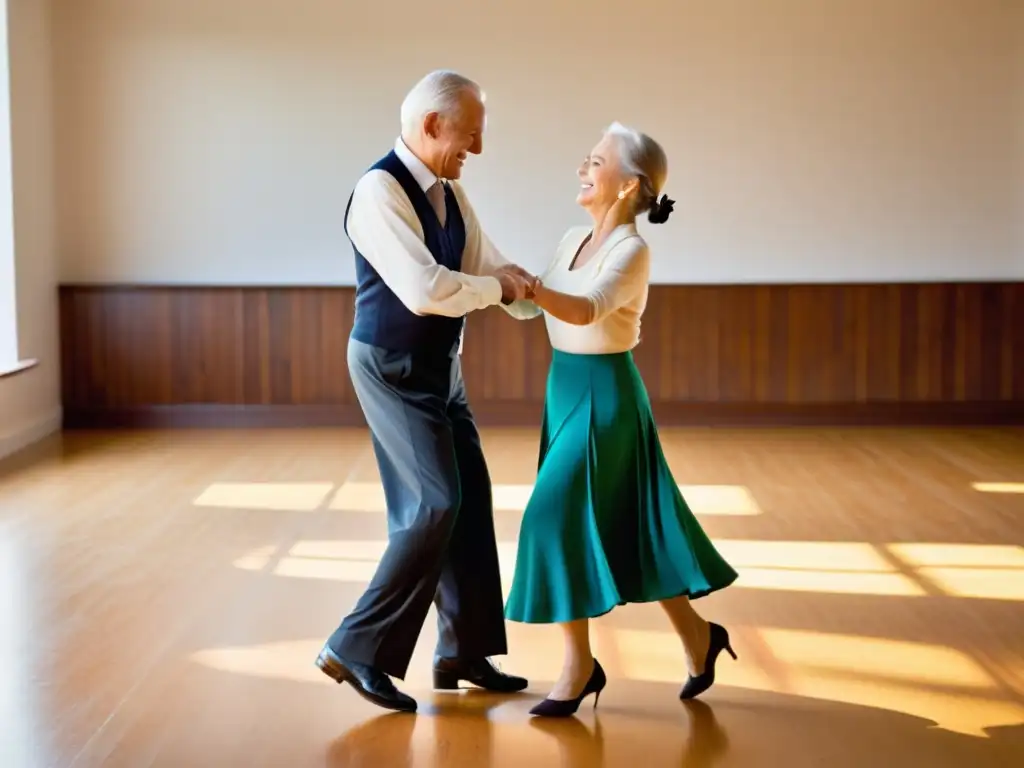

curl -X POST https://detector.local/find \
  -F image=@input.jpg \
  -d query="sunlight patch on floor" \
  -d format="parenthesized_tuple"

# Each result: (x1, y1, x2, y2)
(194, 482, 335, 511)
(971, 482, 1024, 494)
(232, 539, 520, 593)
(888, 544, 1024, 601)
(714, 540, 926, 597)
(191, 640, 333, 686)
(229, 539, 1024, 601)
(612, 627, 1024, 738)
(327, 482, 762, 516)
(761, 628, 996, 689)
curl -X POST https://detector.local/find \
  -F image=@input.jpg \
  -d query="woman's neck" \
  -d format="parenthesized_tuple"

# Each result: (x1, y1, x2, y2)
(587, 203, 635, 245)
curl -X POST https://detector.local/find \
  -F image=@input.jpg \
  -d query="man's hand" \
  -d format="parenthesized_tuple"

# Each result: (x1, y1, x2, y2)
(498, 271, 531, 304)
(497, 265, 539, 303)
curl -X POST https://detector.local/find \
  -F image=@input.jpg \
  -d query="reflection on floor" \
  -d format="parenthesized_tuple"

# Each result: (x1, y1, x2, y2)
(0, 427, 1022, 766)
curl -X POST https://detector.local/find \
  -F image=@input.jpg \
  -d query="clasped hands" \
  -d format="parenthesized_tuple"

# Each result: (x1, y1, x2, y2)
(497, 264, 541, 304)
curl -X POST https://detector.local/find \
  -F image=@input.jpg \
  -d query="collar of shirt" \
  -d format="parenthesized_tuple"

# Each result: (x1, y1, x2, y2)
(394, 137, 441, 193)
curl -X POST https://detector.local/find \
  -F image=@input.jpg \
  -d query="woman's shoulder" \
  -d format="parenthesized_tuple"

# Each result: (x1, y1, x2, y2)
(591, 228, 649, 280)
(621, 229, 649, 251)
(608, 228, 649, 261)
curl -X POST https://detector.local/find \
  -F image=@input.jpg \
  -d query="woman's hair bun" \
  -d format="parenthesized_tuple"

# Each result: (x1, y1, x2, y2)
(647, 194, 675, 224)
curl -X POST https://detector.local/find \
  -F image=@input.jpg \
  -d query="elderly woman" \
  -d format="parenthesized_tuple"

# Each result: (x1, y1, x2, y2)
(502, 123, 739, 717)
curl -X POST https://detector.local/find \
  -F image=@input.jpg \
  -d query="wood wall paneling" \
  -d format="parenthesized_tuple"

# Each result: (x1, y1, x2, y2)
(58, 283, 1024, 427)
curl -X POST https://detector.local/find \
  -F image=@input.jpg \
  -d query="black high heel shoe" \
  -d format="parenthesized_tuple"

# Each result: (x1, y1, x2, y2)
(679, 623, 736, 700)
(529, 659, 607, 718)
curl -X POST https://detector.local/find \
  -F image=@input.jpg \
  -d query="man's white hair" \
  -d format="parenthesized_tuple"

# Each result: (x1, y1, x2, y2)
(399, 70, 483, 136)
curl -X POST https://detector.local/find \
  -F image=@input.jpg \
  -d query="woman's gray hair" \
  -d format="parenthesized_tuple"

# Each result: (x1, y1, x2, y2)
(603, 122, 668, 216)
(400, 70, 483, 135)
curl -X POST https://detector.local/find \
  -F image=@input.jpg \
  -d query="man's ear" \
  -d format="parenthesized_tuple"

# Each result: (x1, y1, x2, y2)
(423, 112, 441, 139)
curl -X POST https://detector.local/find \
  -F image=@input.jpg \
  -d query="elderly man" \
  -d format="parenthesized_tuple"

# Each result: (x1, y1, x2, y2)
(315, 70, 532, 712)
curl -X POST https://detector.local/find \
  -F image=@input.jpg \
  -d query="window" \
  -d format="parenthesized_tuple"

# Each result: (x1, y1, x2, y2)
(0, 0, 23, 374)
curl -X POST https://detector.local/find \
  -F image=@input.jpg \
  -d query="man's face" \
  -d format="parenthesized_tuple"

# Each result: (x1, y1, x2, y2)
(424, 93, 485, 180)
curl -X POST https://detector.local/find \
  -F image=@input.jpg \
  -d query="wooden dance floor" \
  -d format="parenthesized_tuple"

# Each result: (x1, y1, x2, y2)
(0, 426, 1022, 767)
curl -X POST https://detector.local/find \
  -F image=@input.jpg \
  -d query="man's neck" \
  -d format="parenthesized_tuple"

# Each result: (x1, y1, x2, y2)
(400, 135, 442, 179)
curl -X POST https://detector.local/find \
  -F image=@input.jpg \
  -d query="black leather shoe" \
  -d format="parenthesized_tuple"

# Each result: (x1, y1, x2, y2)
(316, 645, 417, 712)
(679, 623, 737, 700)
(432, 655, 529, 692)
(529, 659, 606, 718)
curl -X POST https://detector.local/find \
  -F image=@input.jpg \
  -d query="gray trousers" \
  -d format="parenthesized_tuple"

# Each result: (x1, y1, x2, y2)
(327, 338, 508, 680)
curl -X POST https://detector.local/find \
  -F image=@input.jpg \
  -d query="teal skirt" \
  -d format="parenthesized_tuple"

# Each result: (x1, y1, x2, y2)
(504, 350, 738, 624)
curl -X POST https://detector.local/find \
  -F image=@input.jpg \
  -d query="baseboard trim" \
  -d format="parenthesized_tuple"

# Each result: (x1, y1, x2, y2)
(63, 405, 368, 429)
(0, 407, 64, 460)
(61, 401, 1024, 429)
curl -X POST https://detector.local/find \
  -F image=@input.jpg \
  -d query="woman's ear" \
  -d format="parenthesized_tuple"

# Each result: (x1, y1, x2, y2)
(621, 178, 641, 199)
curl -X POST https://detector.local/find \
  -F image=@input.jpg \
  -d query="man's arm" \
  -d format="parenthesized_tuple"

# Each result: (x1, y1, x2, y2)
(346, 171, 505, 317)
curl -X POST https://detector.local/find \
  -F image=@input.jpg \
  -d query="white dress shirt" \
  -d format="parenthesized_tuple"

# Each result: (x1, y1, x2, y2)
(345, 138, 512, 318)
(504, 223, 651, 355)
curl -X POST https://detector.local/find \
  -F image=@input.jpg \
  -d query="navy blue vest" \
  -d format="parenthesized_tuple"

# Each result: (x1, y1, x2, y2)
(345, 151, 466, 356)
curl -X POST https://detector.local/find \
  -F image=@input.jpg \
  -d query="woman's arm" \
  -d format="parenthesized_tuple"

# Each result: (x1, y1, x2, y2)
(529, 284, 595, 325)
(531, 239, 650, 325)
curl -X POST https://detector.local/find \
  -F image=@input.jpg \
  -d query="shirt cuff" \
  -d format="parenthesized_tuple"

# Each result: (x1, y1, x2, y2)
(482, 275, 503, 307)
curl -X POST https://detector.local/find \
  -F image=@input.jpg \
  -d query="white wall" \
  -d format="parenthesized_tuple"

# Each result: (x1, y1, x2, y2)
(52, 0, 1022, 285)
(0, 0, 60, 460)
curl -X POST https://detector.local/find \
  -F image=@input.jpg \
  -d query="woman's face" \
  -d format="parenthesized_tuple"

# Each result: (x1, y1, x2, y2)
(576, 134, 630, 210)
